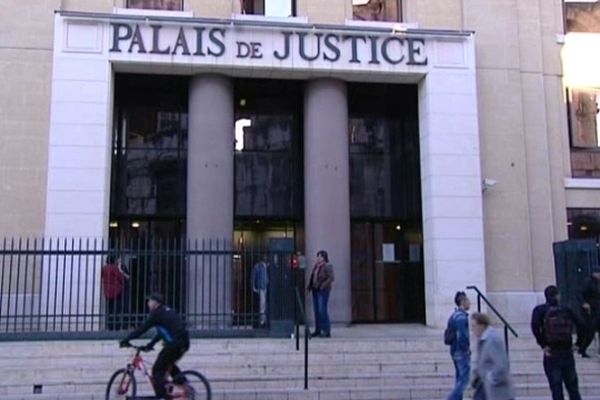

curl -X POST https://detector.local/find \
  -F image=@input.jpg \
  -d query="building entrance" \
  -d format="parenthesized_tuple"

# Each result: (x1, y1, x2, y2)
(348, 83, 424, 323)
(351, 221, 424, 322)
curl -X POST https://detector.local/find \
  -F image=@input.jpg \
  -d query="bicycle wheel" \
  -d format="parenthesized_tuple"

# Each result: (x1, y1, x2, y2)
(106, 368, 137, 400)
(178, 370, 211, 400)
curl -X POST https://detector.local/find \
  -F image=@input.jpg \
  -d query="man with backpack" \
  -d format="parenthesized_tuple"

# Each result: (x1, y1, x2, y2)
(445, 291, 471, 400)
(530, 285, 583, 400)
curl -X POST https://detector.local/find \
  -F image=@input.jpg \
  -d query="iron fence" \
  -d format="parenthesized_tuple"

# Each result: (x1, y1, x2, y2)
(0, 237, 301, 340)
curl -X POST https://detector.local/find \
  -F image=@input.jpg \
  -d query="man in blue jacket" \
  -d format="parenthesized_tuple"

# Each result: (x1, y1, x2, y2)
(447, 291, 471, 400)
(252, 255, 269, 326)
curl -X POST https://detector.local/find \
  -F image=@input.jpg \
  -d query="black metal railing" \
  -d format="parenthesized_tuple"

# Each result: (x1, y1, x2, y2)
(0, 237, 297, 340)
(294, 287, 309, 390)
(466, 285, 518, 356)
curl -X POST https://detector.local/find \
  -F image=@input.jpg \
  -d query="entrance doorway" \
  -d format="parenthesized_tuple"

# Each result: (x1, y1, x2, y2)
(351, 221, 424, 322)
(348, 83, 423, 323)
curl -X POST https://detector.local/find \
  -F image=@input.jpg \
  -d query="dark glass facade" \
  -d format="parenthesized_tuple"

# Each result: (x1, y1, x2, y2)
(110, 74, 188, 239)
(233, 79, 304, 221)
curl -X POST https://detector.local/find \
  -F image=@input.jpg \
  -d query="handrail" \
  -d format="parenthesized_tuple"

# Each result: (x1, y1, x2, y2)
(466, 285, 518, 356)
(293, 287, 309, 390)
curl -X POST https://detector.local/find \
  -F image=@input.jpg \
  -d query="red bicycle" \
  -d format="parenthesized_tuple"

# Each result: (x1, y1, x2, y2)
(105, 344, 211, 400)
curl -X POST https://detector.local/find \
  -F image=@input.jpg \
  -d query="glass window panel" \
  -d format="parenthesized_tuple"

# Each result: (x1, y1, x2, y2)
(570, 89, 600, 148)
(113, 148, 186, 216)
(127, 0, 183, 10)
(235, 146, 299, 217)
(234, 79, 302, 219)
(237, 115, 293, 152)
(348, 84, 420, 220)
(566, 2, 600, 33)
(568, 88, 600, 178)
(111, 74, 188, 223)
(567, 208, 600, 240)
(265, 0, 292, 17)
(125, 109, 186, 150)
(241, 0, 295, 16)
(353, 0, 401, 22)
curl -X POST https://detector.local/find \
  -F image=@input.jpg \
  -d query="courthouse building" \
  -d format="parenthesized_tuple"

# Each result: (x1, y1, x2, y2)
(0, 0, 594, 328)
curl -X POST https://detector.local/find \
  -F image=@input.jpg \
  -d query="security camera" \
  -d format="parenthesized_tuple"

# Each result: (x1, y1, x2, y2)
(482, 178, 497, 191)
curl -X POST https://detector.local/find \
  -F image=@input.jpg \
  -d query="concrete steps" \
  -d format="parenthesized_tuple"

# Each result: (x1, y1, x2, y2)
(0, 324, 599, 399)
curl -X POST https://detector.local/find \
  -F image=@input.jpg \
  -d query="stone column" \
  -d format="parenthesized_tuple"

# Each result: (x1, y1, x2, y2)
(304, 79, 351, 324)
(187, 74, 234, 328)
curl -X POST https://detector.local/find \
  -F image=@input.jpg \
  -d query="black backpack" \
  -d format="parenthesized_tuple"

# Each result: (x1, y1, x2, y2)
(444, 312, 458, 345)
(543, 306, 574, 344)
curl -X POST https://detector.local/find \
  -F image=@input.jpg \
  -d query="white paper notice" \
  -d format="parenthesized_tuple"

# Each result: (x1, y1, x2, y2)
(382, 243, 395, 262)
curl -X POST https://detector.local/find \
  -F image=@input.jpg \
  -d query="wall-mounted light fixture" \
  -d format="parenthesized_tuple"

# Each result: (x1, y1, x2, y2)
(482, 178, 497, 192)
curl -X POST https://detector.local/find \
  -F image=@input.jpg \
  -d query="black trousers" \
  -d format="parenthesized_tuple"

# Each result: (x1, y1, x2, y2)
(579, 308, 599, 354)
(152, 340, 190, 399)
(543, 351, 582, 400)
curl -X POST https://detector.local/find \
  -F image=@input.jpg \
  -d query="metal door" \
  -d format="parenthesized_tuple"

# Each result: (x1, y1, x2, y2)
(553, 239, 598, 312)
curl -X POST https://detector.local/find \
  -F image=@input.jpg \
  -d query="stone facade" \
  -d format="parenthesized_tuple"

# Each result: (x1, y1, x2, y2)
(0, 0, 576, 325)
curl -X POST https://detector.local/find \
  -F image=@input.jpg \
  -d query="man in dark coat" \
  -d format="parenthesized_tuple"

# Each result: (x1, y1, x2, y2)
(578, 271, 600, 357)
(120, 293, 190, 399)
(531, 285, 583, 400)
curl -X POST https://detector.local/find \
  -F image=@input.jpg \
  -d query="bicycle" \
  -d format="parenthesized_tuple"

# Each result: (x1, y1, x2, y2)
(105, 343, 211, 400)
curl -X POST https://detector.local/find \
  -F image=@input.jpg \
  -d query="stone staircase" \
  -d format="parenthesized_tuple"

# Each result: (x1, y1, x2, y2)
(0, 324, 599, 400)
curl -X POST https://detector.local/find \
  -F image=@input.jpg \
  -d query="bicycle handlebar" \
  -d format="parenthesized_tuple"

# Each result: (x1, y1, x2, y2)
(120, 342, 154, 352)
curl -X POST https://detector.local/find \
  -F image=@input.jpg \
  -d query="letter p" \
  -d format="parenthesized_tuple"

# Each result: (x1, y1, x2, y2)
(110, 23, 133, 53)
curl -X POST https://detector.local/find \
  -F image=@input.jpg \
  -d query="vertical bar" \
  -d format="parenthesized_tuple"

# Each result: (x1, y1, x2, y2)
(4, 238, 12, 331)
(304, 322, 309, 390)
(144, 236, 151, 325)
(0, 238, 7, 329)
(22, 237, 31, 332)
(243, 243, 248, 327)
(165, 238, 171, 308)
(504, 325, 509, 356)
(60, 238, 68, 331)
(216, 239, 220, 328)
(44, 238, 53, 331)
(158, 237, 164, 297)
(201, 239, 206, 330)
(91, 237, 99, 331)
(68, 238, 75, 331)
(295, 289, 300, 351)
(75, 238, 82, 332)
(36, 237, 44, 332)
(12, 238, 23, 332)
(208, 239, 213, 328)
(477, 294, 481, 313)
(191, 239, 197, 328)
(30, 238, 38, 332)
(178, 237, 184, 320)
(82, 238, 89, 331)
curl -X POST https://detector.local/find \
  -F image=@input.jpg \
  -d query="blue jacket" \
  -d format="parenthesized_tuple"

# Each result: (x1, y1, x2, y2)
(252, 261, 269, 291)
(450, 309, 470, 355)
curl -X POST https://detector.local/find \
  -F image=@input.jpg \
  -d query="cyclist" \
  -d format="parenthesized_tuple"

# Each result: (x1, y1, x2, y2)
(119, 293, 190, 399)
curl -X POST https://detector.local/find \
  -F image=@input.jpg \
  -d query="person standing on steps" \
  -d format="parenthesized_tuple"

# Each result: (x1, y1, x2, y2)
(306, 250, 334, 338)
(578, 271, 600, 358)
(445, 291, 471, 400)
(531, 285, 583, 400)
(252, 254, 269, 326)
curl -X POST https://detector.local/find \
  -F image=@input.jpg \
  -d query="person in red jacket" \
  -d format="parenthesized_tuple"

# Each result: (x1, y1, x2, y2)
(102, 255, 129, 330)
